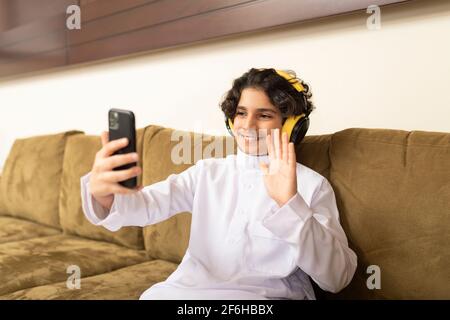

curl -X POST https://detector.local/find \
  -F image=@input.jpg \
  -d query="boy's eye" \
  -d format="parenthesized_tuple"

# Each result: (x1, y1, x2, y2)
(236, 111, 246, 116)
(260, 114, 272, 119)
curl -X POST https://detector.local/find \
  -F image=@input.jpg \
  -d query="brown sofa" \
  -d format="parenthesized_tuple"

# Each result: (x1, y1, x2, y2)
(0, 125, 448, 299)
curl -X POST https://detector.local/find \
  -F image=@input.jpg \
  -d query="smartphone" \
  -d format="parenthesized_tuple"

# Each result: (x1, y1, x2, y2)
(108, 108, 137, 189)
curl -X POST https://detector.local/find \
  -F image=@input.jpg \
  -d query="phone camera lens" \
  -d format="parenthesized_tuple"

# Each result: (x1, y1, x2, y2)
(109, 111, 120, 129)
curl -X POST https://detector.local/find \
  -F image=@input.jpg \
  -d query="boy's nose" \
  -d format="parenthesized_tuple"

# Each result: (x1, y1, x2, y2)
(243, 116, 257, 130)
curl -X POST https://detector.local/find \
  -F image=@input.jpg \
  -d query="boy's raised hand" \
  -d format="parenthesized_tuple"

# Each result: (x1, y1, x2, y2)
(89, 131, 142, 211)
(259, 129, 298, 207)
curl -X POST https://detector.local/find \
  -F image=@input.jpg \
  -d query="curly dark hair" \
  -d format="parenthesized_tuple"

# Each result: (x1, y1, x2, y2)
(219, 68, 314, 121)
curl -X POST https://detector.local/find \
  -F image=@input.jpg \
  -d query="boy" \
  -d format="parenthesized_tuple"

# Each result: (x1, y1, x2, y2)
(81, 68, 357, 300)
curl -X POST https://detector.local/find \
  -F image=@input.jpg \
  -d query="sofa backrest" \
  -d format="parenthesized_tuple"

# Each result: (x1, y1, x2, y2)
(295, 133, 331, 180)
(141, 125, 237, 263)
(58, 130, 147, 250)
(327, 128, 450, 299)
(0, 131, 82, 228)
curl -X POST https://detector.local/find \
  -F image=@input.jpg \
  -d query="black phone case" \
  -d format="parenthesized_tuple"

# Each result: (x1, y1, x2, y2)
(108, 108, 137, 189)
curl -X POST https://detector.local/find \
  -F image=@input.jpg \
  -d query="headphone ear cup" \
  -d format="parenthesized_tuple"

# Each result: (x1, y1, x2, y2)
(282, 114, 306, 143)
(225, 118, 234, 136)
(290, 116, 309, 144)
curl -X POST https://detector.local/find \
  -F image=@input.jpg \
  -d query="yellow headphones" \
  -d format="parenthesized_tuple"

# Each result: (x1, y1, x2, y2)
(225, 69, 310, 144)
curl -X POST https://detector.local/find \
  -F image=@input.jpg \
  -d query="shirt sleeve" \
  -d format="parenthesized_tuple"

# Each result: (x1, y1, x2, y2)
(261, 178, 358, 293)
(80, 163, 199, 232)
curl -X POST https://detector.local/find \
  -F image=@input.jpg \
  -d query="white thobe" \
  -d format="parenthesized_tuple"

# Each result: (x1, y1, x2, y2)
(80, 149, 357, 300)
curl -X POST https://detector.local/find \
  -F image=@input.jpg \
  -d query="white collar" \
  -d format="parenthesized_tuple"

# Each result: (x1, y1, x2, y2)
(236, 148, 269, 170)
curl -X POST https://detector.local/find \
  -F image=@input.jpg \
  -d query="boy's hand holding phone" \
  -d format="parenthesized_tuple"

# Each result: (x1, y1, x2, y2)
(89, 109, 142, 211)
(89, 131, 142, 211)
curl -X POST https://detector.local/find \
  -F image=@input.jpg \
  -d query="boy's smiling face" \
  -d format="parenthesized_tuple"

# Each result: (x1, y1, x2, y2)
(232, 87, 283, 156)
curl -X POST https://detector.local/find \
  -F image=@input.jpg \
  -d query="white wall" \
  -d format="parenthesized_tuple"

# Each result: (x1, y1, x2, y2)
(1, 0, 450, 170)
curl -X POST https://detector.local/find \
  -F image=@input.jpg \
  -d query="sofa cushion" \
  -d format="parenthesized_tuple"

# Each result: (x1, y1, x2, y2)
(328, 128, 450, 299)
(141, 125, 236, 263)
(59, 131, 146, 250)
(297, 134, 331, 180)
(0, 259, 178, 300)
(0, 216, 60, 244)
(0, 131, 82, 228)
(0, 234, 148, 296)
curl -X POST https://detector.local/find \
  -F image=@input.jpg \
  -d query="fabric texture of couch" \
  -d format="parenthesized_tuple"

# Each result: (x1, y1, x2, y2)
(0, 125, 448, 299)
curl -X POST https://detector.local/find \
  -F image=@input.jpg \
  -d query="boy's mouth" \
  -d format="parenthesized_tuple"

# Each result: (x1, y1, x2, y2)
(237, 133, 263, 143)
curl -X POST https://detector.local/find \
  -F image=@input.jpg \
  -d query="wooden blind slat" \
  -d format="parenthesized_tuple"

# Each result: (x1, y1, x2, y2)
(69, 0, 252, 46)
(0, 0, 412, 79)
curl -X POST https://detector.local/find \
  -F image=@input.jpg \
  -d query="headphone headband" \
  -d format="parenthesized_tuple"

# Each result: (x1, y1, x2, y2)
(274, 69, 305, 93)
(225, 68, 310, 144)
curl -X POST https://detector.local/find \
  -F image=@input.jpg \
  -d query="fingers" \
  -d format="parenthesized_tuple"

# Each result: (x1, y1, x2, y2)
(282, 131, 288, 161)
(273, 128, 280, 159)
(267, 129, 287, 161)
(100, 152, 139, 171)
(97, 137, 129, 159)
(266, 133, 274, 161)
(101, 166, 142, 183)
(91, 166, 142, 197)
(91, 132, 142, 198)
(100, 131, 109, 146)
(288, 141, 296, 168)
